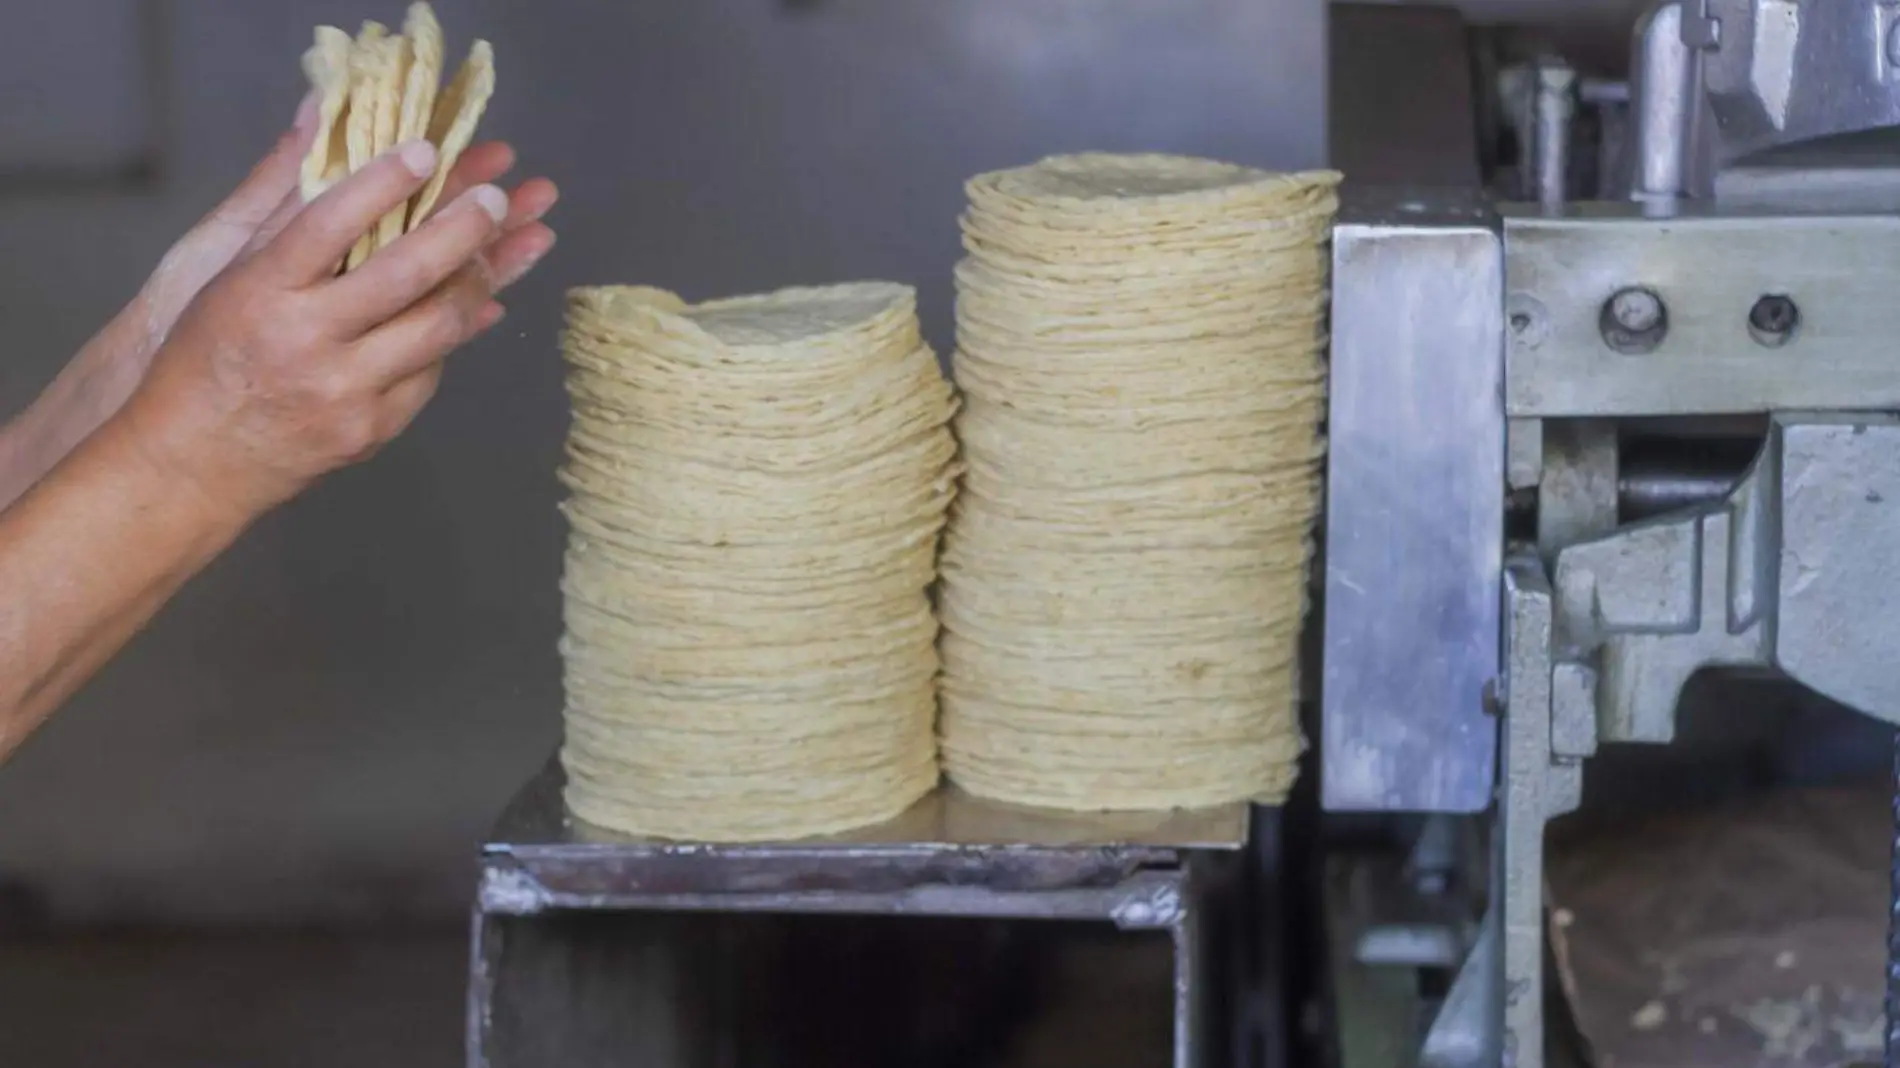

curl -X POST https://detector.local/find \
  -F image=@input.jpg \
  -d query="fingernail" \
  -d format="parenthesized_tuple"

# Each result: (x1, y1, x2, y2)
(470, 184, 508, 223)
(293, 89, 318, 134)
(397, 140, 438, 178)
(478, 302, 507, 330)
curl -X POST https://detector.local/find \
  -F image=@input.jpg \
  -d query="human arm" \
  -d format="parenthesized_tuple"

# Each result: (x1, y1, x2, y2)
(0, 137, 557, 761)
(0, 407, 252, 758)
(0, 311, 152, 515)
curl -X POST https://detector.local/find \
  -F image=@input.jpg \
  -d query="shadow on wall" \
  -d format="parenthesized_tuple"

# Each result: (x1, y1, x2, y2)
(0, 0, 1325, 926)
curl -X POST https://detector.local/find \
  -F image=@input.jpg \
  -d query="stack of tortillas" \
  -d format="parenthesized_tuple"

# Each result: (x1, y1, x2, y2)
(299, 2, 495, 270)
(937, 153, 1341, 811)
(558, 283, 961, 842)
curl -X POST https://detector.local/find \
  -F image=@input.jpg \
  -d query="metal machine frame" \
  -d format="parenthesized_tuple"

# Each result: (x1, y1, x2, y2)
(1324, 3, 1900, 1066)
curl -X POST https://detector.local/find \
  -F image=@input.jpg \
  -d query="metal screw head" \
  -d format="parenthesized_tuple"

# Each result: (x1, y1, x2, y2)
(1610, 288, 1663, 332)
(1507, 293, 1550, 350)
(1748, 293, 1800, 347)
(1600, 286, 1668, 354)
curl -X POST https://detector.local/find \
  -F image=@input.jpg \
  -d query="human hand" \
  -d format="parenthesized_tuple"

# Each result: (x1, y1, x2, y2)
(43, 96, 556, 477)
(0, 97, 556, 515)
(118, 138, 557, 522)
(120, 97, 557, 383)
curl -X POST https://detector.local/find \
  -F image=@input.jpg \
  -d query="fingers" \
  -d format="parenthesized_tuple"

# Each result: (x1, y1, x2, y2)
(430, 141, 516, 209)
(398, 139, 558, 238)
(472, 177, 558, 290)
(369, 299, 499, 441)
(141, 94, 321, 318)
(200, 93, 319, 240)
(373, 364, 448, 448)
(241, 187, 307, 260)
(245, 164, 555, 270)
(318, 184, 508, 335)
(467, 175, 558, 291)
(347, 266, 504, 386)
(413, 143, 562, 231)
(257, 140, 441, 286)
(489, 222, 557, 291)
(500, 177, 560, 231)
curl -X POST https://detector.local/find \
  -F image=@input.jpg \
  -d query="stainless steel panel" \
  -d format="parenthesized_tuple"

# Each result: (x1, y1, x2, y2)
(1505, 206, 1900, 417)
(1322, 191, 1504, 814)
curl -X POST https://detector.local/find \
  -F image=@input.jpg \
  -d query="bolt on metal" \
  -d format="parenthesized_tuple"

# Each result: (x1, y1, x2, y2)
(1610, 289, 1662, 332)
(1748, 293, 1800, 348)
(1600, 286, 1668, 353)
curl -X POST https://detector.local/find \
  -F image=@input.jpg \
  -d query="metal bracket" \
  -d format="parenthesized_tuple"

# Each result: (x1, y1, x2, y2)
(1551, 413, 1900, 743)
(1499, 554, 1582, 1068)
(1505, 208, 1900, 417)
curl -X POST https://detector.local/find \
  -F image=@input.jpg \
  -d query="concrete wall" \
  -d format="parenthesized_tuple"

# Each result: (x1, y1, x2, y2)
(0, 0, 1326, 925)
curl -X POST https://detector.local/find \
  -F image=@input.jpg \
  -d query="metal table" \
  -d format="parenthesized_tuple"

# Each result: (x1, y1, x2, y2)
(471, 760, 1254, 1068)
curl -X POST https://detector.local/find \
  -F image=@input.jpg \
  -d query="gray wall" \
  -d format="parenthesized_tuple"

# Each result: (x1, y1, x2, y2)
(0, 0, 1326, 925)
